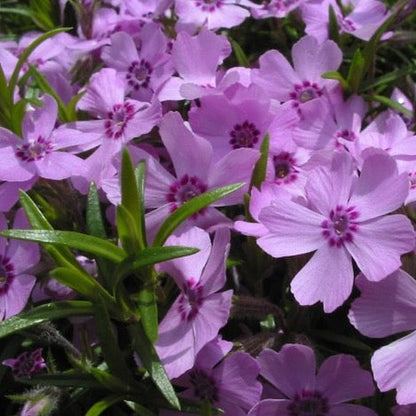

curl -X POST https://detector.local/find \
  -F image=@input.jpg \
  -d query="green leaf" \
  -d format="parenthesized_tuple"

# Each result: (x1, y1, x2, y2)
(19, 190, 84, 271)
(135, 160, 148, 248)
(0, 229, 127, 263)
(129, 322, 180, 410)
(88, 367, 137, 394)
(117, 204, 140, 255)
(152, 183, 244, 247)
(93, 295, 134, 382)
(229, 37, 250, 67)
(18, 372, 102, 388)
(0, 64, 11, 127)
(124, 401, 157, 416)
(0, 301, 94, 339)
(328, 4, 340, 45)
(115, 246, 199, 286)
(8, 27, 71, 103)
(346, 49, 365, 94)
(137, 287, 158, 343)
(87, 182, 107, 239)
(321, 71, 349, 91)
(50, 267, 114, 304)
(119, 149, 147, 252)
(86, 395, 125, 416)
(10, 98, 28, 136)
(360, 65, 416, 92)
(367, 94, 414, 117)
(66, 90, 86, 121)
(249, 133, 269, 191)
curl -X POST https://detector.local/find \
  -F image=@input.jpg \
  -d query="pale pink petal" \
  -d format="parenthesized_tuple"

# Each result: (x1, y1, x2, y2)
(349, 270, 416, 338)
(4, 273, 36, 318)
(347, 215, 414, 282)
(258, 345, 316, 398)
(372, 331, 416, 405)
(248, 399, 291, 416)
(257, 201, 324, 258)
(349, 153, 409, 221)
(316, 355, 374, 404)
(290, 243, 354, 313)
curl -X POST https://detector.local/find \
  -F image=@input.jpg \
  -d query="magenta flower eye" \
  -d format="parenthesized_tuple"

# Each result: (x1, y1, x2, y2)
(15, 136, 54, 162)
(287, 390, 329, 416)
(0, 256, 14, 295)
(189, 368, 219, 402)
(126, 59, 153, 90)
(290, 81, 323, 104)
(272, 152, 298, 185)
(3, 348, 46, 378)
(229, 121, 260, 149)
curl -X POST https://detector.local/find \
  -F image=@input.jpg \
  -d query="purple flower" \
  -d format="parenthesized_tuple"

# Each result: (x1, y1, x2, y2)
(251, 36, 342, 113)
(162, 337, 262, 416)
(0, 210, 40, 320)
(254, 152, 414, 312)
(248, 344, 376, 416)
(349, 269, 416, 405)
(3, 348, 46, 378)
(155, 227, 233, 379)
(0, 95, 86, 182)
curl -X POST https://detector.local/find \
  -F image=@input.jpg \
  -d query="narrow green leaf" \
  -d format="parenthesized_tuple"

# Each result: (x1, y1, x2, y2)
(119, 149, 146, 252)
(129, 322, 180, 410)
(229, 37, 250, 67)
(86, 395, 125, 416)
(135, 160, 148, 248)
(0, 229, 127, 263)
(18, 372, 102, 388)
(249, 133, 269, 191)
(88, 367, 135, 394)
(66, 90, 85, 121)
(10, 99, 28, 136)
(50, 267, 113, 303)
(8, 27, 71, 103)
(321, 71, 349, 91)
(328, 5, 340, 45)
(27, 64, 69, 122)
(87, 182, 107, 239)
(124, 401, 157, 416)
(117, 204, 140, 254)
(19, 190, 84, 271)
(367, 94, 414, 117)
(137, 287, 158, 343)
(93, 295, 134, 382)
(360, 65, 416, 92)
(115, 246, 199, 286)
(153, 183, 244, 247)
(0, 64, 11, 127)
(346, 49, 365, 94)
(0, 301, 94, 339)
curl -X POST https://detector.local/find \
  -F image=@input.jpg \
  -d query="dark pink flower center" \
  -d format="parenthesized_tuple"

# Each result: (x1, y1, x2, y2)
(104, 102, 135, 139)
(229, 120, 260, 149)
(409, 172, 416, 190)
(263, 0, 298, 11)
(195, 0, 224, 12)
(340, 17, 357, 32)
(178, 278, 204, 321)
(0, 255, 14, 295)
(290, 81, 323, 104)
(273, 152, 298, 184)
(126, 59, 153, 90)
(189, 368, 219, 402)
(287, 390, 329, 416)
(15, 135, 53, 162)
(167, 174, 208, 216)
(321, 205, 359, 247)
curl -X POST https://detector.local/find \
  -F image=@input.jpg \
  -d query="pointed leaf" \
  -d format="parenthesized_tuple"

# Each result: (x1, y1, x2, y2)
(135, 160, 148, 248)
(86, 395, 125, 416)
(0, 301, 94, 339)
(368, 94, 413, 117)
(250, 133, 270, 191)
(0, 229, 127, 263)
(19, 372, 102, 388)
(152, 183, 244, 247)
(137, 287, 158, 343)
(328, 4, 340, 45)
(229, 37, 250, 67)
(347, 49, 365, 94)
(129, 322, 180, 410)
(117, 204, 140, 254)
(321, 71, 349, 91)
(87, 182, 107, 239)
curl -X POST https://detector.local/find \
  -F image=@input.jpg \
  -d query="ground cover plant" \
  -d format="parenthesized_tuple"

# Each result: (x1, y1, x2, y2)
(1, 0, 416, 415)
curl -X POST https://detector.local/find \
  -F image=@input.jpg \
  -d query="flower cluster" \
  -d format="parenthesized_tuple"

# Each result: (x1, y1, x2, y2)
(0, 0, 416, 415)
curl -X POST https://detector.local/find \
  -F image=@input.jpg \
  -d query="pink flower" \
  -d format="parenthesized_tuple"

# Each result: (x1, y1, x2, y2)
(254, 152, 414, 312)
(248, 344, 376, 416)
(3, 348, 46, 378)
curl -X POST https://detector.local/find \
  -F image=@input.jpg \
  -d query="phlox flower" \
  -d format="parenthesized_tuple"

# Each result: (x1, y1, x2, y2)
(161, 337, 262, 416)
(251, 0, 305, 19)
(143, 111, 259, 235)
(155, 227, 233, 379)
(101, 23, 174, 102)
(0, 210, 40, 321)
(301, 0, 390, 42)
(157, 29, 240, 101)
(392, 404, 416, 416)
(349, 269, 416, 405)
(0, 95, 86, 182)
(251, 36, 342, 114)
(174, 0, 254, 31)
(3, 348, 46, 378)
(248, 344, 376, 416)
(249, 152, 414, 312)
